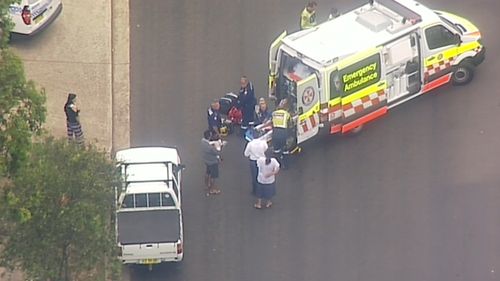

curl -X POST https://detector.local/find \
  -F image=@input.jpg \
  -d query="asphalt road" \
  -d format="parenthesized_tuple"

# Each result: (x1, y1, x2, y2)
(128, 0, 500, 280)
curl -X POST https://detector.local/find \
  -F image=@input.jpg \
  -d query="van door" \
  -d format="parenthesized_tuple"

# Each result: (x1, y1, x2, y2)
(269, 31, 287, 98)
(422, 24, 460, 91)
(383, 32, 421, 103)
(296, 74, 320, 144)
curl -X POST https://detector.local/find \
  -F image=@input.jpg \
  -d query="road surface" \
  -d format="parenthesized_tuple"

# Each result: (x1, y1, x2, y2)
(128, 0, 500, 280)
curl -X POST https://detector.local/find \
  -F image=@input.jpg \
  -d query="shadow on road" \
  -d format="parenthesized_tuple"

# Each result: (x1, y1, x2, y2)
(126, 262, 184, 280)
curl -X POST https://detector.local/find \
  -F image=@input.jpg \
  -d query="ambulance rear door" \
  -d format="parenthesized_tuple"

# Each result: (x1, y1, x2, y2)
(269, 31, 287, 99)
(296, 73, 320, 144)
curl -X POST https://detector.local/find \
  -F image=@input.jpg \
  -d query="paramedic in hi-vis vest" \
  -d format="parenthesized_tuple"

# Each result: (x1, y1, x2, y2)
(300, 1, 317, 30)
(271, 99, 296, 169)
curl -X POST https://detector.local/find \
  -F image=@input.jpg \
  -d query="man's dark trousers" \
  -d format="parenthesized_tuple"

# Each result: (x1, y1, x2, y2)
(249, 160, 258, 195)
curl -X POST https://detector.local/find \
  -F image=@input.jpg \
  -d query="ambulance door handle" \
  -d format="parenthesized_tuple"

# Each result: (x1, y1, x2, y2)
(298, 107, 304, 115)
(427, 56, 435, 61)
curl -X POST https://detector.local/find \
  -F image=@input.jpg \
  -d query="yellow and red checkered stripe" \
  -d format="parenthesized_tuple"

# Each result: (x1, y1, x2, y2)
(328, 103, 342, 121)
(342, 89, 386, 118)
(424, 56, 455, 81)
(298, 114, 320, 135)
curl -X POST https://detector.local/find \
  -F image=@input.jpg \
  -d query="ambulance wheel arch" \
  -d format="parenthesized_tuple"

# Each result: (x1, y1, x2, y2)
(451, 59, 474, 85)
(452, 48, 481, 85)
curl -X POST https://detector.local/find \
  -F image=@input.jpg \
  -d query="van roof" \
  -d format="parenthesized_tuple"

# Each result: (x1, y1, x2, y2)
(126, 181, 174, 194)
(282, 0, 439, 65)
(116, 147, 179, 165)
(125, 163, 171, 182)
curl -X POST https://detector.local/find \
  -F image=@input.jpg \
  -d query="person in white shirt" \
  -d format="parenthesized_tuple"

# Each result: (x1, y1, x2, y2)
(243, 131, 268, 195)
(255, 151, 280, 209)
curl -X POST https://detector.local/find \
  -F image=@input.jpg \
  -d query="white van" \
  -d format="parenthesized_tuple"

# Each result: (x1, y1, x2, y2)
(115, 147, 185, 267)
(9, 0, 63, 35)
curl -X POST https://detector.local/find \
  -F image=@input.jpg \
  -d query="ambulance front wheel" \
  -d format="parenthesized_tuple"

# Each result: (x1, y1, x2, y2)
(452, 61, 474, 85)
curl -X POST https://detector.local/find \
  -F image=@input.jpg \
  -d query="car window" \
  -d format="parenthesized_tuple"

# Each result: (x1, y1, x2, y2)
(122, 194, 134, 208)
(425, 25, 456, 50)
(135, 194, 147, 208)
(161, 192, 175, 207)
(148, 193, 161, 207)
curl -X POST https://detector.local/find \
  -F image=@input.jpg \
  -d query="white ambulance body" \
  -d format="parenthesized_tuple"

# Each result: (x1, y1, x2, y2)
(268, 0, 484, 144)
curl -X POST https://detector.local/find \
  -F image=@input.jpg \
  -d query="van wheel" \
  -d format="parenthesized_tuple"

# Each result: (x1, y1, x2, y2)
(452, 62, 474, 85)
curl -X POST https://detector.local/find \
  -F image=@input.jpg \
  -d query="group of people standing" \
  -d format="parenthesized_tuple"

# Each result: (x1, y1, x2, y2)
(201, 76, 281, 209)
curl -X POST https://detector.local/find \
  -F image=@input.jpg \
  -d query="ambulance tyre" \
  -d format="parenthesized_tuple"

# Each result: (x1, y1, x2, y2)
(350, 125, 364, 135)
(452, 61, 474, 85)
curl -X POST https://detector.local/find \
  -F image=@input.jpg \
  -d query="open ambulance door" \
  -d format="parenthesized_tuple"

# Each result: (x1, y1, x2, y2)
(296, 74, 320, 144)
(269, 31, 287, 98)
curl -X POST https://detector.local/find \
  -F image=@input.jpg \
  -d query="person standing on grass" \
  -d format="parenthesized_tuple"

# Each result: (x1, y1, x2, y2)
(254, 150, 280, 209)
(64, 93, 84, 145)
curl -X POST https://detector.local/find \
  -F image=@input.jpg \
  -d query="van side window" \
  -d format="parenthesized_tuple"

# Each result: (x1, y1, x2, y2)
(149, 193, 161, 207)
(122, 194, 134, 208)
(135, 194, 147, 208)
(425, 25, 456, 50)
(161, 192, 175, 207)
(329, 71, 342, 100)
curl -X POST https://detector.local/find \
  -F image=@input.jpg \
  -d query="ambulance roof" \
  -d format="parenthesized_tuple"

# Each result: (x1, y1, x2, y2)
(282, 0, 440, 65)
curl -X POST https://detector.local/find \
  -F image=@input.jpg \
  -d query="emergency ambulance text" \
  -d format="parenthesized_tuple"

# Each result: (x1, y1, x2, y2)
(342, 62, 378, 92)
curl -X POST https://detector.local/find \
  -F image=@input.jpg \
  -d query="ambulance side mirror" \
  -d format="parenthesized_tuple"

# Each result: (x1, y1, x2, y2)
(454, 34, 462, 46)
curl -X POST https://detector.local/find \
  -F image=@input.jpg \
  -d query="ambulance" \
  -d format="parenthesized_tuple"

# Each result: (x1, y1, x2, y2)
(268, 0, 485, 145)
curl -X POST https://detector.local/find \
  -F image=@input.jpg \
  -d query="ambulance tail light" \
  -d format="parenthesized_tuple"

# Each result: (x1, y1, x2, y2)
(21, 6, 32, 25)
(176, 242, 183, 254)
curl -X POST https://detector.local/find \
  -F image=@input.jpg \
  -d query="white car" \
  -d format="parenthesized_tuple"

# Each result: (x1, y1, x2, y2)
(9, 0, 63, 35)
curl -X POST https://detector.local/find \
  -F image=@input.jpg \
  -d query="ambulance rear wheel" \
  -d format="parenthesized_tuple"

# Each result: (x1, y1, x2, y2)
(452, 62, 474, 85)
(350, 125, 364, 134)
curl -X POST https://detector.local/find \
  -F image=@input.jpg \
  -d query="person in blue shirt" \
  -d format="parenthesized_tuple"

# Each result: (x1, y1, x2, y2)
(207, 99, 222, 137)
(238, 76, 256, 134)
